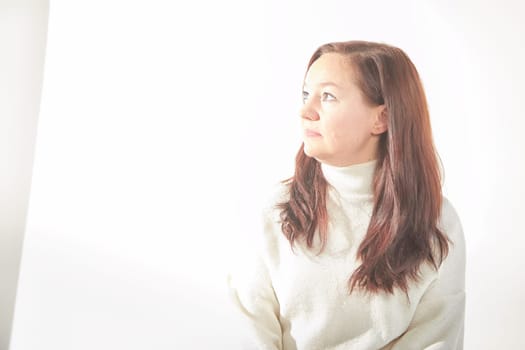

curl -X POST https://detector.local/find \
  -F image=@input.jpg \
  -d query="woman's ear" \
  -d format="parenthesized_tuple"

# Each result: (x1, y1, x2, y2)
(372, 105, 388, 135)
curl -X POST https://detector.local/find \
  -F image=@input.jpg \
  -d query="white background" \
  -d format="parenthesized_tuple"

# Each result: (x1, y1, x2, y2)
(4, 0, 525, 349)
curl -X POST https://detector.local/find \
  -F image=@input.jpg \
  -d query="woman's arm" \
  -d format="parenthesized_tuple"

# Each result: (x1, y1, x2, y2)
(228, 254, 282, 349)
(227, 209, 283, 350)
(390, 198, 466, 350)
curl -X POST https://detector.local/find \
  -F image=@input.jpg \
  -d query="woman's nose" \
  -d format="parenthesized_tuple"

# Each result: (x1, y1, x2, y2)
(300, 103, 320, 121)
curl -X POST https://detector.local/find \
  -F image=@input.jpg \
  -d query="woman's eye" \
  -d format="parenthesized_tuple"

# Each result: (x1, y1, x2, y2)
(322, 92, 336, 101)
(302, 91, 309, 103)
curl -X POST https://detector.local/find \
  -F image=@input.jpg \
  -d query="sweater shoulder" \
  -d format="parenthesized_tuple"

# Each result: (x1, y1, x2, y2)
(230, 181, 289, 274)
(240, 180, 289, 244)
(440, 197, 465, 247)
(260, 180, 290, 219)
(437, 196, 466, 289)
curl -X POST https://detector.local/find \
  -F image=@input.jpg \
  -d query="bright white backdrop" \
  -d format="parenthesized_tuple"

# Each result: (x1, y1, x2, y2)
(7, 0, 525, 349)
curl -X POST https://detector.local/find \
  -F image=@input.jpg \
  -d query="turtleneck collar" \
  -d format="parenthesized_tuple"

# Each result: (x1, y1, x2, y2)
(321, 159, 377, 200)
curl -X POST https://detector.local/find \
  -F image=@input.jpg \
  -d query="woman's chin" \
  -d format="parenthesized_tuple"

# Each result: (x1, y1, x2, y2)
(302, 146, 315, 157)
(303, 146, 323, 160)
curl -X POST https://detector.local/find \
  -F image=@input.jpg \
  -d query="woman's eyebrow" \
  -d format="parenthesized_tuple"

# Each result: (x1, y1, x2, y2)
(303, 81, 343, 89)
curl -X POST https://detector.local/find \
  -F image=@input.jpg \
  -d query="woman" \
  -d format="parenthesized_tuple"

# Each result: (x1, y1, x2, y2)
(229, 40, 465, 349)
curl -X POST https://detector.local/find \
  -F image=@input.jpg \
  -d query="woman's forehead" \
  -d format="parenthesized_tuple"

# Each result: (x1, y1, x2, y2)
(304, 53, 355, 88)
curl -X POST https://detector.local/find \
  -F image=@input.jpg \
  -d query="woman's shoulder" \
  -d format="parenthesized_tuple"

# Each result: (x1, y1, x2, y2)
(261, 180, 291, 215)
(241, 180, 290, 243)
(439, 197, 465, 245)
(437, 197, 466, 286)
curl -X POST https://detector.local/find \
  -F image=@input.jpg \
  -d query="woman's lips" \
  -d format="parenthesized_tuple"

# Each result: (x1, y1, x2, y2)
(305, 129, 322, 137)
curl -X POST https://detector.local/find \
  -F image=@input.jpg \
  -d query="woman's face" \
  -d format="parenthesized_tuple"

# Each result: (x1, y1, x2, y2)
(300, 53, 385, 167)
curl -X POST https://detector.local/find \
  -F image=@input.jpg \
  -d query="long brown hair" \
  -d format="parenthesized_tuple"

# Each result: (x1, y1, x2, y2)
(277, 41, 449, 294)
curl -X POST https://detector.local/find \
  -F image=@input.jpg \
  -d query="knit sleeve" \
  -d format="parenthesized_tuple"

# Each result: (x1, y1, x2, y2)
(389, 198, 466, 350)
(227, 205, 283, 349)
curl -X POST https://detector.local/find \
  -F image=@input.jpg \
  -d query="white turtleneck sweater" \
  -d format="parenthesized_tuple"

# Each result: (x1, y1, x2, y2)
(228, 160, 465, 349)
